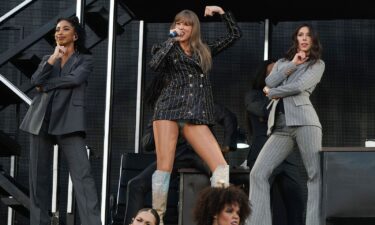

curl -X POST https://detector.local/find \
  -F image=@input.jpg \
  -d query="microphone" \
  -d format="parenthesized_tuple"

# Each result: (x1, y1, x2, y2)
(168, 31, 178, 38)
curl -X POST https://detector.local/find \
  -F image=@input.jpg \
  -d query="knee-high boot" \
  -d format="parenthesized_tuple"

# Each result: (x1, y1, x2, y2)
(152, 170, 171, 225)
(210, 164, 229, 187)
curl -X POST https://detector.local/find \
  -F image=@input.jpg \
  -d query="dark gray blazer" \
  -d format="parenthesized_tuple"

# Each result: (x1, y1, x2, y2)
(20, 52, 93, 135)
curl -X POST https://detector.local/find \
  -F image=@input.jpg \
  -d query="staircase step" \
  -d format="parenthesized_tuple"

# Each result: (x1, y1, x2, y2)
(0, 170, 29, 209)
(86, 5, 124, 38)
(0, 0, 97, 68)
(1, 196, 21, 206)
(10, 52, 41, 78)
(1, 197, 29, 218)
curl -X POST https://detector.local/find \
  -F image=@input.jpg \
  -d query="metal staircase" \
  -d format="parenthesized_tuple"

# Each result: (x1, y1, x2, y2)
(0, 0, 132, 80)
(0, 0, 135, 224)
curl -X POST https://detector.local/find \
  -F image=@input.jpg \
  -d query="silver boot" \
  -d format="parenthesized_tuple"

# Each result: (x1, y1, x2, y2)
(152, 170, 171, 225)
(210, 164, 229, 187)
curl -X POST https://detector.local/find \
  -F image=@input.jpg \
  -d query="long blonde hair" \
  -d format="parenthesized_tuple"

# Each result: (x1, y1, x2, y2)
(171, 10, 212, 73)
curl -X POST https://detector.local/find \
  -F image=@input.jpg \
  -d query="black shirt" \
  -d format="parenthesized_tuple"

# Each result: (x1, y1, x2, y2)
(275, 98, 285, 114)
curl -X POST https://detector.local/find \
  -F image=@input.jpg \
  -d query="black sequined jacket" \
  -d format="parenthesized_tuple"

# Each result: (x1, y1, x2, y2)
(149, 11, 241, 125)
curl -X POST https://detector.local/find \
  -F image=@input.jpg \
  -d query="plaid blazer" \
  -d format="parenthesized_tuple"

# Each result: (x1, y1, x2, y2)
(149, 12, 241, 125)
(266, 59, 325, 134)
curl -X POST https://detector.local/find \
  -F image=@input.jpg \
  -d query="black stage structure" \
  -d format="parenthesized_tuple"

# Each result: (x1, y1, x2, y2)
(1, 0, 375, 225)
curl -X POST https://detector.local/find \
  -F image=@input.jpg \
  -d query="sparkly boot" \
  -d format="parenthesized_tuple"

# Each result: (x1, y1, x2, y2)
(210, 164, 230, 187)
(152, 170, 171, 225)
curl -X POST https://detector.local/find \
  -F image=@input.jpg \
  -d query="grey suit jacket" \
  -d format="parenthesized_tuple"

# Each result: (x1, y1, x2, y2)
(265, 59, 325, 132)
(20, 52, 93, 135)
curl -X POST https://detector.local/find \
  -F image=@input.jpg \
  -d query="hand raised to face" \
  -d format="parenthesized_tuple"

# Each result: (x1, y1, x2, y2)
(292, 51, 309, 65)
(53, 45, 67, 59)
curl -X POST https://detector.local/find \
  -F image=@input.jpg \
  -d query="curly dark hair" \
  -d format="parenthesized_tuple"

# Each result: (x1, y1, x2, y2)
(131, 208, 160, 225)
(193, 185, 251, 225)
(284, 23, 322, 69)
(56, 16, 88, 53)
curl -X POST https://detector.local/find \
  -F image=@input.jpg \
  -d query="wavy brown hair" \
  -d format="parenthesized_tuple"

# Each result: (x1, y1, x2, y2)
(193, 185, 251, 225)
(284, 23, 322, 69)
(171, 10, 212, 73)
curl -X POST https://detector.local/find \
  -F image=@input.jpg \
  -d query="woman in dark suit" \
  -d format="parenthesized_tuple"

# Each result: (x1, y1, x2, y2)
(20, 16, 101, 225)
(148, 5, 241, 224)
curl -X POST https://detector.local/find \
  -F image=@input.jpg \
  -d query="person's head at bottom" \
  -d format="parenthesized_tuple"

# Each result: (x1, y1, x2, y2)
(194, 185, 251, 225)
(130, 208, 160, 225)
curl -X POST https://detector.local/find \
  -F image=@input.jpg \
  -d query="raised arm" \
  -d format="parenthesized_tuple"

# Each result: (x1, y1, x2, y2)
(32, 44, 70, 86)
(267, 60, 325, 98)
(265, 60, 297, 88)
(205, 6, 242, 56)
(30, 55, 54, 86)
(41, 54, 92, 92)
(148, 39, 175, 72)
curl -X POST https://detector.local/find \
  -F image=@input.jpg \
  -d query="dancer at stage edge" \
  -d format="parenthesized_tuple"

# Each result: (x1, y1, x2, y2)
(194, 185, 251, 225)
(20, 16, 101, 225)
(148, 5, 241, 224)
(129, 208, 160, 225)
(247, 23, 325, 225)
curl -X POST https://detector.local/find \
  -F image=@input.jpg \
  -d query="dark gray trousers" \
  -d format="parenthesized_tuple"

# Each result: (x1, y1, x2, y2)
(29, 129, 101, 225)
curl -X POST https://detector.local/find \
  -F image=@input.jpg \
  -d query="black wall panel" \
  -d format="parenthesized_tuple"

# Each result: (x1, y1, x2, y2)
(1, 1, 375, 224)
(271, 20, 375, 147)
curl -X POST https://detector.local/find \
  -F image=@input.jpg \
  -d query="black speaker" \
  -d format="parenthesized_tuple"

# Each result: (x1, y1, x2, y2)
(322, 148, 375, 224)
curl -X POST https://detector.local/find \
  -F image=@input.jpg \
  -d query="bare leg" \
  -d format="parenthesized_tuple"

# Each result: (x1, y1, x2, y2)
(152, 120, 179, 225)
(153, 120, 179, 171)
(182, 124, 225, 171)
(182, 123, 228, 186)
